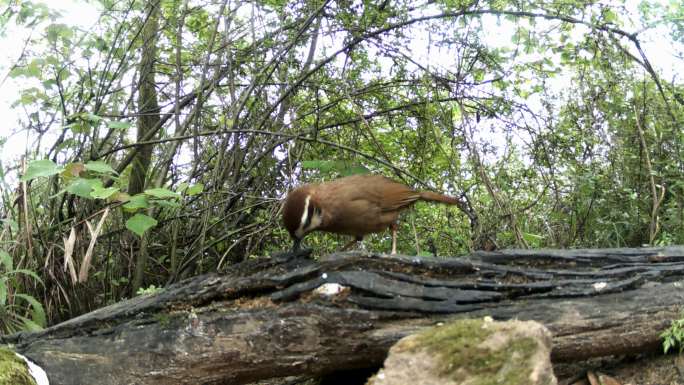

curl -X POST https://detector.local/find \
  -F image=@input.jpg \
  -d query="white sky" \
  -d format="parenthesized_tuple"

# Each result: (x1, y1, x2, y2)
(0, 0, 100, 167)
(0, 0, 681, 171)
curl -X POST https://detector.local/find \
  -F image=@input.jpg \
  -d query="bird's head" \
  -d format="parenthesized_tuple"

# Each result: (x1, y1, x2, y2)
(282, 187, 323, 251)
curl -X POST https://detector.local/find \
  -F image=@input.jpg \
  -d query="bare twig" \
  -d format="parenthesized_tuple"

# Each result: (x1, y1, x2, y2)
(634, 105, 665, 244)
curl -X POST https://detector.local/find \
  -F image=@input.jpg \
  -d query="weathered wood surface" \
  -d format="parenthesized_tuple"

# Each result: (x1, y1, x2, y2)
(3, 246, 684, 385)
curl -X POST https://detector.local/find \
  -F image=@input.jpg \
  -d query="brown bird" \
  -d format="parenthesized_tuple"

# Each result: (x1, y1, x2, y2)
(282, 174, 461, 254)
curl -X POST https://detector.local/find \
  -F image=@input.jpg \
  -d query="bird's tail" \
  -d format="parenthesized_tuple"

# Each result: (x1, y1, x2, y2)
(418, 191, 462, 205)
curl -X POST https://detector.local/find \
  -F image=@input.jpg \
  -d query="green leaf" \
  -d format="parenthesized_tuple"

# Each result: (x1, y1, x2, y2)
(10, 269, 44, 285)
(604, 9, 618, 24)
(90, 186, 119, 199)
(0, 278, 6, 306)
(340, 165, 370, 177)
(301, 160, 325, 170)
(126, 213, 158, 237)
(26, 59, 43, 77)
(144, 187, 180, 199)
(0, 249, 11, 271)
(123, 194, 149, 210)
(20, 318, 44, 332)
(66, 178, 94, 198)
(15, 293, 46, 328)
(84, 112, 102, 122)
(21, 159, 63, 181)
(107, 120, 131, 129)
(46, 23, 73, 44)
(85, 160, 118, 175)
(186, 183, 204, 196)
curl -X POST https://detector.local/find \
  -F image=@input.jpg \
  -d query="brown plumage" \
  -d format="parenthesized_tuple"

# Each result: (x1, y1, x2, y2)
(282, 174, 461, 253)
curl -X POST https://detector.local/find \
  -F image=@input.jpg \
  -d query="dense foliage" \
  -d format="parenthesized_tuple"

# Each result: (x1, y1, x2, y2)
(0, 0, 683, 328)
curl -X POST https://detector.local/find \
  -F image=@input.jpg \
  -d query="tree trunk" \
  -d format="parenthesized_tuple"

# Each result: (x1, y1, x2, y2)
(130, 0, 161, 294)
(4, 246, 684, 385)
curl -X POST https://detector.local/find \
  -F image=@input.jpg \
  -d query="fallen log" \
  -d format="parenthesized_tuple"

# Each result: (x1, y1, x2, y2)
(2, 246, 684, 385)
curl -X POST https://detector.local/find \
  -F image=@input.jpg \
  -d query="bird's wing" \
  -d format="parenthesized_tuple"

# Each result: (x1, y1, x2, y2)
(355, 175, 419, 212)
(319, 174, 419, 213)
(378, 186, 420, 212)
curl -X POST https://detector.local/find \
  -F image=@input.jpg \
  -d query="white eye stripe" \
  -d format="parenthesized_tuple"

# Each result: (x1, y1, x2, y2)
(295, 195, 311, 237)
(295, 195, 322, 238)
(299, 195, 311, 229)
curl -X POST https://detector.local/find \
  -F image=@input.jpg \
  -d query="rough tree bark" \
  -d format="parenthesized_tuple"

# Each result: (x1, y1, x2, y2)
(129, 0, 161, 294)
(3, 246, 684, 385)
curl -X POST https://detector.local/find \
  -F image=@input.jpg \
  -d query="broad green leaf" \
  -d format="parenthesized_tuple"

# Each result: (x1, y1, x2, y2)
(15, 293, 46, 329)
(10, 269, 44, 285)
(46, 23, 73, 44)
(85, 160, 117, 175)
(301, 160, 324, 170)
(123, 194, 149, 210)
(126, 213, 157, 237)
(341, 165, 370, 176)
(186, 183, 204, 196)
(176, 182, 189, 193)
(145, 187, 180, 199)
(0, 249, 11, 271)
(107, 120, 131, 129)
(302, 160, 368, 176)
(66, 178, 94, 198)
(90, 186, 119, 199)
(87, 178, 104, 190)
(21, 318, 44, 332)
(26, 59, 43, 77)
(112, 192, 130, 203)
(21, 159, 63, 181)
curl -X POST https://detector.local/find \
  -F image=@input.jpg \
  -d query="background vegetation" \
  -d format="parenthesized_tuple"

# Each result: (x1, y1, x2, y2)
(0, 0, 683, 329)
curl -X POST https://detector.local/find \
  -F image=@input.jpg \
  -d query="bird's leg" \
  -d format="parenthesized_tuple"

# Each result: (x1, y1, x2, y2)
(390, 223, 398, 255)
